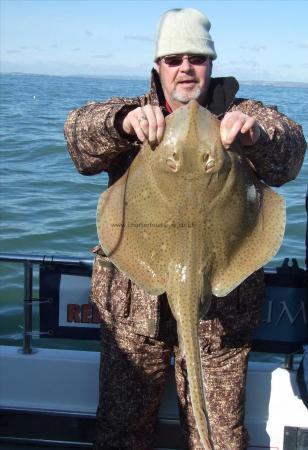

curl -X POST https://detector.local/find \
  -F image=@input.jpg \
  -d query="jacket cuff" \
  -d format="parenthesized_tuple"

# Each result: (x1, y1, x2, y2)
(257, 123, 271, 146)
(114, 105, 140, 143)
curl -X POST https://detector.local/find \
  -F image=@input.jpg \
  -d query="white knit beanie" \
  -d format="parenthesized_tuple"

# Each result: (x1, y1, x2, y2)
(154, 8, 217, 61)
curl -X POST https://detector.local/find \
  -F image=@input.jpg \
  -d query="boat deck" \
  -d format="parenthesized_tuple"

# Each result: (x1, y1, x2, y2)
(1, 442, 89, 449)
(2, 445, 175, 450)
(0, 442, 176, 450)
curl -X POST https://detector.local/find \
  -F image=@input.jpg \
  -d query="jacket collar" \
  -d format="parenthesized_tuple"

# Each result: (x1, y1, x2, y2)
(150, 68, 239, 118)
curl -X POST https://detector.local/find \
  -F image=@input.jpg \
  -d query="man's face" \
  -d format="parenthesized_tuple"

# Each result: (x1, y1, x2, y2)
(156, 54, 212, 111)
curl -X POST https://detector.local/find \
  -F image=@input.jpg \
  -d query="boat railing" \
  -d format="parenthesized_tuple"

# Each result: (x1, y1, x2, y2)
(0, 253, 93, 355)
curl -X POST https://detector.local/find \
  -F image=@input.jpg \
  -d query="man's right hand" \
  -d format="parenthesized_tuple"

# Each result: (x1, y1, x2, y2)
(122, 105, 166, 145)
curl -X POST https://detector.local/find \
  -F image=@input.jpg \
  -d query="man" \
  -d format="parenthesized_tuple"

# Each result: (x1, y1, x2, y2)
(64, 8, 306, 450)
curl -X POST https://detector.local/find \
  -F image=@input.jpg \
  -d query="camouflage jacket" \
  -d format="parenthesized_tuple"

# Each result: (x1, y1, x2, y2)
(64, 70, 306, 338)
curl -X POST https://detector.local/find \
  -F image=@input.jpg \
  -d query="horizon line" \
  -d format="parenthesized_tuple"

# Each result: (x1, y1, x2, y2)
(1, 71, 308, 87)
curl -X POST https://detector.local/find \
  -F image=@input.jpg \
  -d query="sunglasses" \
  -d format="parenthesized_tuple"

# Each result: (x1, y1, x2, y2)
(161, 54, 209, 67)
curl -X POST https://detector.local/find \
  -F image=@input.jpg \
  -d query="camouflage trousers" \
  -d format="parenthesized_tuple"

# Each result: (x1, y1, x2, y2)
(93, 285, 264, 450)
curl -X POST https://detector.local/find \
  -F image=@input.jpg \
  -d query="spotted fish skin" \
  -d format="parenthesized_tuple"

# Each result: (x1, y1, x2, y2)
(97, 100, 285, 450)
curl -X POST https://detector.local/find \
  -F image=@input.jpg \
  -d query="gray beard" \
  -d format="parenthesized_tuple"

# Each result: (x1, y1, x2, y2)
(171, 87, 202, 104)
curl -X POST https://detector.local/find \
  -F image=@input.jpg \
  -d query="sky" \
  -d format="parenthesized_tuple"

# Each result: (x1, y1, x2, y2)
(1, 0, 308, 82)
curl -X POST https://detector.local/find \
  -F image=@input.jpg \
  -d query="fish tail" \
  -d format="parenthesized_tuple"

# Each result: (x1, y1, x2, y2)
(179, 318, 213, 450)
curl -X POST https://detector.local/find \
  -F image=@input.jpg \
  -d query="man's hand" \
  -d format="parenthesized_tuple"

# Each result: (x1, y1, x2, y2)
(220, 111, 261, 148)
(122, 105, 165, 145)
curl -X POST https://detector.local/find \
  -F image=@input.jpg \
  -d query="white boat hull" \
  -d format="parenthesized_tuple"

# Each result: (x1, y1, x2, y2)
(1, 345, 307, 449)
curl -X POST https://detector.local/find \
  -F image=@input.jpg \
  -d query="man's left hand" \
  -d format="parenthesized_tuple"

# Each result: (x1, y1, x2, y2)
(220, 111, 261, 148)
